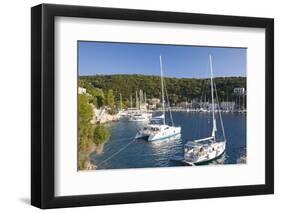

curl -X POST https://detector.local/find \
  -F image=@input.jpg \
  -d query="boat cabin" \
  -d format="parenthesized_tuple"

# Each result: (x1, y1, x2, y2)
(143, 126, 160, 132)
(142, 124, 172, 133)
(184, 140, 214, 156)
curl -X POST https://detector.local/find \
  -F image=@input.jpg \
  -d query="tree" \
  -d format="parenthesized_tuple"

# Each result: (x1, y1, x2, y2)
(169, 93, 179, 105)
(123, 98, 130, 109)
(78, 92, 112, 170)
(93, 125, 110, 145)
(88, 87, 105, 108)
(78, 94, 94, 152)
(105, 89, 115, 109)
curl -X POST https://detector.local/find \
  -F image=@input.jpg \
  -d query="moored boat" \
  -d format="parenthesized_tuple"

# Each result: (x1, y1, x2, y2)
(128, 90, 152, 122)
(174, 55, 226, 165)
(129, 112, 152, 122)
(135, 56, 181, 142)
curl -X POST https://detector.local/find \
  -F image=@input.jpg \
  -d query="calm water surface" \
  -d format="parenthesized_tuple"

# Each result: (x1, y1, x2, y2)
(90, 112, 246, 170)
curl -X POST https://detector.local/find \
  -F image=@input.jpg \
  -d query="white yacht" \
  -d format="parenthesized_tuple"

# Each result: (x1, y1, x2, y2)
(129, 90, 152, 122)
(182, 55, 226, 165)
(129, 112, 152, 122)
(136, 124, 181, 142)
(135, 56, 181, 142)
(199, 107, 208, 113)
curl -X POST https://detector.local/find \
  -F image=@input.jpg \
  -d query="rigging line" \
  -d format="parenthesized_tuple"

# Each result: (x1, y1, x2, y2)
(96, 138, 136, 167)
(214, 80, 226, 140)
(163, 79, 174, 126)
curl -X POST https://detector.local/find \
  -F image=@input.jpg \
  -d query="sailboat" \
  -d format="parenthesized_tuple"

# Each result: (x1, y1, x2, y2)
(135, 56, 181, 142)
(182, 55, 226, 165)
(129, 90, 152, 122)
(129, 112, 151, 122)
(118, 93, 128, 117)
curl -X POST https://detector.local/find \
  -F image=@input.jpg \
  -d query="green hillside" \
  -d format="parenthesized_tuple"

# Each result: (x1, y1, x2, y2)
(79, 74, 246, 105)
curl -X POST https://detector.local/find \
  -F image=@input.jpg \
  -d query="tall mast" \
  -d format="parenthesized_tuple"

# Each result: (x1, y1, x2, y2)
(130, 95, 132, 109)
(160, 55, 165, 125)
(144, 92, 147, 111)
(120, 93, 122, 111)
(209, 55, 217, 139)
(136, 91, 139, 111)
(139, 90, 143, 105)
(144, 92, 147, 104)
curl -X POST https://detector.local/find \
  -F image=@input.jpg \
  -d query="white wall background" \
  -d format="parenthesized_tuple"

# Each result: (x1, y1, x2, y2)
(0, 0, 279, 212)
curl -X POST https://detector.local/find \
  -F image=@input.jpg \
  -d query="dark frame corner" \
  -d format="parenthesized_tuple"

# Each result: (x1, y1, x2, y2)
(31, 3, 274, 209)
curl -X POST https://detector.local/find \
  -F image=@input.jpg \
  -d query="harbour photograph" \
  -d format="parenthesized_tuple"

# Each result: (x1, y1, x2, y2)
(77, 41, 247, 171)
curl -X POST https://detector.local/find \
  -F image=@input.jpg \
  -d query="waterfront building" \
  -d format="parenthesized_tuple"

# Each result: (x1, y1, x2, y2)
(176, 101, 192, 108)
(221, 101, 236, 111)
(147, 98, 161, 110)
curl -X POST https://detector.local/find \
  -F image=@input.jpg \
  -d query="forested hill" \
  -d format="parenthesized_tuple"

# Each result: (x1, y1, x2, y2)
(79, 74, 246, 103)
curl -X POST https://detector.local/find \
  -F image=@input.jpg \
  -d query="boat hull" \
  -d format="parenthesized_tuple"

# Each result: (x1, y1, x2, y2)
(184, 149, 225, 165)
(136, 126, 181, 142)
(128, 113, 152, 123)
(183, 141, 226, 165)
(148, 128, 181, 142)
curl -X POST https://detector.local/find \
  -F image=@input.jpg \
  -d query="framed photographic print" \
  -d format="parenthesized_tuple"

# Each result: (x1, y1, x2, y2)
(31, 3, 274, 209)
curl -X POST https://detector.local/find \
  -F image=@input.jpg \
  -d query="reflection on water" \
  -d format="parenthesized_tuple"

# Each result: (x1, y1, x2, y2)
(90, 112, 246, 170)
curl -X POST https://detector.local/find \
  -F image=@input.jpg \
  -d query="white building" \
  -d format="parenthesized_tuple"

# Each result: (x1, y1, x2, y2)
(207, 103, 220, 110)
(220, 101, 235, 111)
(147, 98, 161, 110)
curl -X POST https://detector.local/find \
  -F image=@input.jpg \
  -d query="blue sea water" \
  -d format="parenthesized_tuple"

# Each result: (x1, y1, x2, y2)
(90, 112, 246, 170)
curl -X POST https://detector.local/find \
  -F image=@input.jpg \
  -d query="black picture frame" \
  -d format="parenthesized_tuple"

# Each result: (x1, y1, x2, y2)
(31, 3, 274, 209)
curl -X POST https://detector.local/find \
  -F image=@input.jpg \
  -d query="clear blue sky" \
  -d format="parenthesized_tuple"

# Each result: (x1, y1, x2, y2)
(78, 41, 246, 78)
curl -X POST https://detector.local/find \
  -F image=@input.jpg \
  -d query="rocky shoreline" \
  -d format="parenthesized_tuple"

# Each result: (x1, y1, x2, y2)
(93, 107, 120, 124)
(79, 143, 106, 171)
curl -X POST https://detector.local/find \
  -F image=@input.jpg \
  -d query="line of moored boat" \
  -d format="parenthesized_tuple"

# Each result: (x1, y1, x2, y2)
(117, 55, 229, 165)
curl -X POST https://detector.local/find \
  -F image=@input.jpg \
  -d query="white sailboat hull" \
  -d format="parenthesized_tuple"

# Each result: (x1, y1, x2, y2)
(135, 125, 181, 142)
(184, 141, 226, 165)
(148, 126, 181, 142)
(129, 112, 152, 122)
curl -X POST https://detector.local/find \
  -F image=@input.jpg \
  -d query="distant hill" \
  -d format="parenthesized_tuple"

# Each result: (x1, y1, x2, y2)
(79, 74, 246, 103)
